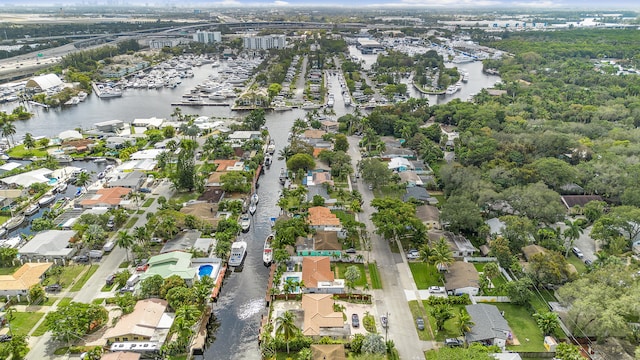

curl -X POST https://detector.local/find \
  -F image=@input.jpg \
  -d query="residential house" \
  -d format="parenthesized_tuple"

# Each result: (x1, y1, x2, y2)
(302, 129, 327, 142)
(18, 230, 76, 263)
(296, 231, 342, 257)
(320, 120, 340, 133)
(398, 171, 423, 187)
(302, 257, 344, 294)
(387, 157, 414, 172)
(101, 352, 141, 360)
(402, 186, 437, 205)
(108, 171, 146, 191)
(0, 263, 53, 297)
(416, 205, 441, 230)
(429, 230, 478, 258)
(213, 159, 245, 172)
(521, 245, 547, 262)
(0, 168, 53, 188)
(227, 131, 262, 145)
(465, 304, 511, 350)
(310, 344, 346, 360)
(132, 117, 164, 129)
(307, 206, 341, 232)
(105, 137, 130, 150)
(95, 120, 125, 133)
(0, 162, 22, 175)
(0, 189, 25, 208)
(104, 299, 174, 345)
(444, 261, 480, 296)
(301, 294, 350, 339)
(560, 195, 603, 210)
(80, 187, 132, 209)
(139, 252, 197, 286)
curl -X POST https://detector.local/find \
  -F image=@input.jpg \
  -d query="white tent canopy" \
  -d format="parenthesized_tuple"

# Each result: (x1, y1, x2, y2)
(25, 74, 63, 91)
(58, 130, 83, 140)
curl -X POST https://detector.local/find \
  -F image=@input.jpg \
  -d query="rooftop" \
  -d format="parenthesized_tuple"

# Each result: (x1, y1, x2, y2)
(301, 294, 344, 336)
(18, 230, 75, 258)
(104, 299, 172, 340)
(444, 261, 479, 290)
(80, 187, 131, 207)
(302, 256, 335, 288)
(465, 304, 510, 342)
(0, 263, 52, 291)
(308, 206, 341, 227)
(141, 252, 197, 281)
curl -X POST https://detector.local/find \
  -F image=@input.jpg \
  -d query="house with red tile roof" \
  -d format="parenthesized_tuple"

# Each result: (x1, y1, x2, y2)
(80, 187, 131, 209)
(302, 256, 344, 294)
(307, 206, 341, 231)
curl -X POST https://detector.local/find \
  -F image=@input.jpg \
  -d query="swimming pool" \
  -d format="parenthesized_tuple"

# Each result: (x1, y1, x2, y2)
(48, 178, 58, 185)
(199, 264, 213, 278)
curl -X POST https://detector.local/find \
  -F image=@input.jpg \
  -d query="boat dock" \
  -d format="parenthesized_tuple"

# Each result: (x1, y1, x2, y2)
(170, 102, 230, 107)
(190, 306, 212, 356)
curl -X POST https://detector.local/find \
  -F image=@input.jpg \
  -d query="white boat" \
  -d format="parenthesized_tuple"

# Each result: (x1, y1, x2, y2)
(93, 158, 107, 163)
(251, 193, 259, 206)
(54, 154, 73, 164)
(301, 101, 320, 110)
(266, 142, 276, 155)
(263, 234, 274, 266)
(0, 228, 6, 238)
(279, 168, 287, 185)
(55, 182, 68, 193)
(228, 240, 247, 267)
(5, 215, 25, 231)
(64, 97, 80, 106)
(249, 203, 257, 215)
(240, 214, 251, 232)
(24, 203, 40, 216)
(452, 55, 475, 64)
(77, 91, 88, 101)
(38, 195, 56, 207)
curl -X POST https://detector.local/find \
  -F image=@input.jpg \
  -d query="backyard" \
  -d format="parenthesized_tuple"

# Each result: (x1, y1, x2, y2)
(409, 262, 443, 289)
(494, 303, 546, 352)
(421, 301, 467, 341)
(333, 263, 367, 287)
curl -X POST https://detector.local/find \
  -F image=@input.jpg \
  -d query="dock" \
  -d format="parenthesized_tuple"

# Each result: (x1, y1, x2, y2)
(170, 102, 230, 107)
(190, 306, 212, 356)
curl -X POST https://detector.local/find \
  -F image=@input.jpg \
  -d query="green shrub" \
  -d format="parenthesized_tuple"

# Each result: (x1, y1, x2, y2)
(363, 313, 376, 333)
(425, 294, 471, 306)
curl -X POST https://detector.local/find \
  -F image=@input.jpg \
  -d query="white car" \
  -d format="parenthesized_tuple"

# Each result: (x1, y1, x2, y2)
(407, 252, 420, 260)
(429, 286, 445, 294)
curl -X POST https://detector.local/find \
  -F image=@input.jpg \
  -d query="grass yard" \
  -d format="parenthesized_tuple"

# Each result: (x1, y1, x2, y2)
(101, 283, 115, 292)
(58, 297, 73, 307)
(566, 255, 587, 274)
(124, 216, 139, 229)
(422, 302, 467, 341)
(0, 266, 19, 275)
(7, 145, 48, 158)
(408, 300, 433, 340)
(141, 198, 155, 207)
(42, 297, 58, 306)
(333, 263, 367, 287)
(10, 312, 44, 336)
(172, 192, 200, 204)
(71, 265, 99, 291)
(494, 303, 546, 352)
(368, 263, 383, 289)
(409, 262, 443, 289)
(43, 265, 87, 288)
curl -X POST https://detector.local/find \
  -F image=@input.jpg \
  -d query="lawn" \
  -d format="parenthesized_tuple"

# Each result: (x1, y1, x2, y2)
(0, 266, 19, 275)
(422, 302, 467, 341)
(7, 145, 48, 158)
(124, 216, 139, 229)
(172, 192, 199, 204)
(42, 297, 58, 306)
(58, 297, 73, 307)
(10, 312, 44, 336)
(141, 198, 155, 207)
(43, 265, 87, 288)
(71, 265, 99, 291)
(333, 263, 367, 287)
(566, 255, 587, 274)
(368, 263, 383, 289)
(409, 262, 443, 289)
(494, 303, 546, 352)
(408, 300, 433, 340)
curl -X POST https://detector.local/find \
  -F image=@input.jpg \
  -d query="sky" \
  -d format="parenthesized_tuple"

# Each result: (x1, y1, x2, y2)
(0, 0, 638, 8)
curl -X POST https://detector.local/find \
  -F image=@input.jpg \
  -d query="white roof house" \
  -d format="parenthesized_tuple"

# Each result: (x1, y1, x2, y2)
(132, 117, 165, 129)
(387, 157, 414, 172)
(1, 168, 53, 187)
(0, 162, 22, 173)
(129, 149, 166, 160)
(18, 230, 76, 261)
(58, 130, 84, 141)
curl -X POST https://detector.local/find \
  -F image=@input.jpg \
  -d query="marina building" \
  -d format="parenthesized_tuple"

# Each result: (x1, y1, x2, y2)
(192, 31, 222, 44)
(243, 34, 287, 50)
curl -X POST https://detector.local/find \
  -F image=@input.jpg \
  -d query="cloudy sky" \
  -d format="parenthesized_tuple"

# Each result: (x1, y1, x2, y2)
(179, 0, 638, 7)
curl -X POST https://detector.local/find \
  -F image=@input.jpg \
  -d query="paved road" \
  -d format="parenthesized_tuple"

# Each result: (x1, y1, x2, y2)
(347, 135, 433, 359)
(26, 180, 175, 360)
(293, 55, 308, 102)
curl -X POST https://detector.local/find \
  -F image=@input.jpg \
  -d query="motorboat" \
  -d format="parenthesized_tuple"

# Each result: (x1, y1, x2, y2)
(93, 158, 107, 163)
(263, 234, 274, 266)
(55, 182, 68, 193)
(97, 171, 106, 179)
(0, 228, 6, 238)
(54, 154, 73, 164)
(248, 203, 257, 215)
(251, 193, 259, 206)
(240, 214, 251, 233)
(228, 240, 247, 267)
(264, 155, 272, 168)
(24, 203, 40, 216)
(75, 187, 84, 197)
(5, 215, 25, 231)
(279, 168, 287, 185)
(266, 141, 276, 155)
(77, 91, 88, 101)
(38, 195, 56, 207)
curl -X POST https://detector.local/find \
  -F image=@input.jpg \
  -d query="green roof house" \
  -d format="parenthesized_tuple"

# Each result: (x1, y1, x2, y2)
(140, 252, 197, 286)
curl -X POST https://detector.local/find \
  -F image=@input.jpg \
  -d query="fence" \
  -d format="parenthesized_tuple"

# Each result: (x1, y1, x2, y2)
(518, 351, 556, 358)
(464, 256, 497, 262)
(473, 296, 511, 303)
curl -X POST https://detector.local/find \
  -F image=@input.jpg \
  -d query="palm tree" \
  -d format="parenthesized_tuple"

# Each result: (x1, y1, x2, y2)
(75, 171, 92, 190)
(419, 244, 435, 266)
(23, 133, 35, 153)
(116, 231, 134, 262)
(275, 310, 300, 354)
(282, 278, 298, 301)
(278, 145, 294, 161)
(456, 309, 474, 335)
(431, 237, 454, 271)
(2, 121, 16, 147)
(563, 219, 584, 257)
(176, 305, 201, 324)
(133, 226, 150, 245)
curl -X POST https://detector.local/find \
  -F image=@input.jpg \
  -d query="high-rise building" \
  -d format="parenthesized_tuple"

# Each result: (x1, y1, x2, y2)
(192, 31, 222, 44)
(243, 35, 286, 50)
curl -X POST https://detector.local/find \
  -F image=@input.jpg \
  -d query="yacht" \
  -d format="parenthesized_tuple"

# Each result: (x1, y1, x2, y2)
(38, 195, 56, 207)
(248, 203, 257, 216)
(279, 168, 287, 185)
(240, 214, 251, 233)
(263, 234, 274, 266)
(301, 101, 320, 110)
(5, 215, 25, 231)
(55, 182, 68, 193)
(54, 154, 73, 164)
(251, 193, 259, 206)
(24, 203, 40, 216)
(228, 240, 247, 267)
(93, 158, 107, 163)
(64, 97, 80, 106)
(264, 155, 272, 168)
(77, 91, 88, 102)
(266, 140, 276, 155)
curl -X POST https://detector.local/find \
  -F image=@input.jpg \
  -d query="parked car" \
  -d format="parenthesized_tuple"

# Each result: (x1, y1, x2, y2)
(150, 237, 163, 244)
(105, 274, 115, 286)
(407, 251, 420, 260)
(0, 334, 12, 342)
(572, 247, 584, 259)
(445, 338, 463, 347)
(585, 259, 593, 266)
(345, 248, 356, 254)
(140, 188, 151, 193)
(73, 255, 89, 263)
(136, 263, 149, 272)
(119, 286, 135, 294)
(352, 314, 360, 328)
(429, 286, 445, 294)
(45, 284, 62, 292)
(416, 317, 425, 331)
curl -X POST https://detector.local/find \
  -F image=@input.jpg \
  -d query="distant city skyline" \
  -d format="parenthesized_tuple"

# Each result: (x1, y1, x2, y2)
(0, 0, 639, 9)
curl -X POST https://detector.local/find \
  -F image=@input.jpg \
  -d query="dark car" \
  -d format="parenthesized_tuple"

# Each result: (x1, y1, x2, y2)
(0, 334, 12, 342)
(585, 259, 593, 266)
(416, 317, 425, 331)
(139, 188, 151, 193)
(345, 248, 357, 254)
(352, 314, 360, 328)
(73, 255, 89, 263)
(445, 338, 463, 347)
(45, 284, 62, 292)
(106, 274, 115, 286)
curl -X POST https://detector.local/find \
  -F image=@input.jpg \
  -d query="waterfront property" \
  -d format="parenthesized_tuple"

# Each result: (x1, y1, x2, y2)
(139, 252, 198, 286)
(79, 187, 131, 209)
(17, 230, 76, 263)
(301, 294, 350, 339)
(307, 206, 342, 232)
(0, 262, 53, 297)
(296, 231, 343, 257)
(301, 256, 345, 294)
